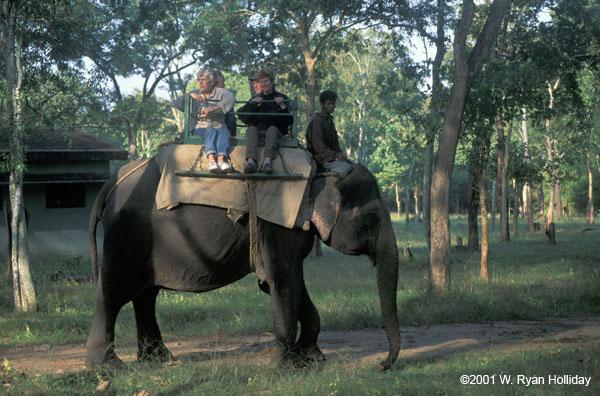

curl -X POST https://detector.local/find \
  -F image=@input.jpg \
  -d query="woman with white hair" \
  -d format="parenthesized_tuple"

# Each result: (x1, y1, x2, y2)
(173, 68, 235, 172)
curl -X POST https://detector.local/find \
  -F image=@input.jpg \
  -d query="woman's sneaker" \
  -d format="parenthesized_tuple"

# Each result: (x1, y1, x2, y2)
(219, 161, 232, 173)
(208, 160, 220, 173)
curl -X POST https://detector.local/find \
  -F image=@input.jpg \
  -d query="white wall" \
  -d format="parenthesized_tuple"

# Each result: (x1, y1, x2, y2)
(0, 183, 104, 262)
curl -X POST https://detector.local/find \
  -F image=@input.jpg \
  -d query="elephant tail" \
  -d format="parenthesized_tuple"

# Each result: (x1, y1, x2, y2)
(88, 158, 153, 286)
(89, 189, 106, 287)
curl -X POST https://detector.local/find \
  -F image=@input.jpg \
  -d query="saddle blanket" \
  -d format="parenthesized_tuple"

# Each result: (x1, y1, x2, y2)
(154, 144, 315, 229)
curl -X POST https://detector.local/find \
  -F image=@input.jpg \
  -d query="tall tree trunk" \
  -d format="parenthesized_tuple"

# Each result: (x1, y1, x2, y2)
(544, 79, 560, 225)
(495, 112, 505, 232)
(348, 51, 368, 165)
(490, 180, 497, 227)
(297, 14, 318, 123)
(500, 119, 511, 241)
(423, 141, 434, 250)
(545, 136, 555, 225)
(395, 183, 401, 220)
(413, 186, 421, 222)
(521, 108, 535, 232)
(423, 0, 448, 252)
(304, 55, 317, 121)
(586, 129, 594, 224)
(537, 184, 545, 216)
(497, 114, 511, 241)
(468, 121, 493, 251)
(301, 26, 330, 260)
(547, 183, 555, 225)
(512, 179, 519, 236)
(405, 159, 414, 227)
(2, 0, 37, 311)
(467, 162, 480, 251)
(554, 182, 562, 220)
(405, 187, 410, 226)
(9, 173, 36, 311)
(479, 162, 490, 283)
(429, 0, 510, 294)
(523, 184, 534, 230)
(3, 193, 11, 277)
(128, 131, 137, 161)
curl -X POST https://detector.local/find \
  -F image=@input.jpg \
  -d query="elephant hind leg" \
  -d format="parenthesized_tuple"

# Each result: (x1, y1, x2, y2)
(296, 284, 325, 363)
(133, 287, 173, 363)
(85, 295, 126, 368)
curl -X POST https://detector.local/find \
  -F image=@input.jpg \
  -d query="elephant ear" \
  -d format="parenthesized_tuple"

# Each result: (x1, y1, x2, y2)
(310, 176, 342, 241)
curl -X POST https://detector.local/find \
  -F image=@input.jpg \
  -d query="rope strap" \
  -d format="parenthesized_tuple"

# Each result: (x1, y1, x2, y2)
(102, 158, 152, 216)
(244, 179, 262, 274)
(190, 146, 206, 171)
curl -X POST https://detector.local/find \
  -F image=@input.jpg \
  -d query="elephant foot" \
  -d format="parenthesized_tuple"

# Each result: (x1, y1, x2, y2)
(300, 345, 326, 363)
(272, 345, 306, 369)
(137, 341, 174, 363)
(86, 350, 125, 369)
(86, 341, 125, 369)
(379, 355, 396, 371)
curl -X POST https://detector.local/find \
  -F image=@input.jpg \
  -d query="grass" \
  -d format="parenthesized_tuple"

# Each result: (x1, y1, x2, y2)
(1, 215, 599, 394)
(2, 341, 598, 395)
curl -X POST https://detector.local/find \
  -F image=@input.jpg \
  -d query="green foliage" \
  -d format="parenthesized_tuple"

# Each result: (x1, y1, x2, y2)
(569, 170, 600, 214)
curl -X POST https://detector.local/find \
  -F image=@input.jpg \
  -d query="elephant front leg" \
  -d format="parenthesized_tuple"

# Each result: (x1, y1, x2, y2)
(133, 287, 173, 363)
(259, 231, 305, 366)
(266, 276, 304, 367)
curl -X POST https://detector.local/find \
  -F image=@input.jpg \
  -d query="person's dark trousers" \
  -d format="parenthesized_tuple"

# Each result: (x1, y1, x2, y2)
(245, 125, 281, 160)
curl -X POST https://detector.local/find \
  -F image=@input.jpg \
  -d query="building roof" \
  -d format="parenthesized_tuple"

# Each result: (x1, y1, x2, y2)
(0, 129, 128, 161)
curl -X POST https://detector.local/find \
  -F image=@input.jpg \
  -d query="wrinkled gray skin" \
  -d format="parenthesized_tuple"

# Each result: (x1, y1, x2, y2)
(85, 159, 400, 370)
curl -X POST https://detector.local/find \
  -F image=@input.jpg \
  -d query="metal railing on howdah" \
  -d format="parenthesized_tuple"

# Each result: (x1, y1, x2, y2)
(183, 96, 299, 147)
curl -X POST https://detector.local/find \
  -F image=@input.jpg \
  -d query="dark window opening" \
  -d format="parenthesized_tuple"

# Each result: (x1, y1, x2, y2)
(46, 184, 85, 208)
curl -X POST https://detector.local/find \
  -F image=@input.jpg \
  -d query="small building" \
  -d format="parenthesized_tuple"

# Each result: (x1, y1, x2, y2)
(0, 129, 127, 260)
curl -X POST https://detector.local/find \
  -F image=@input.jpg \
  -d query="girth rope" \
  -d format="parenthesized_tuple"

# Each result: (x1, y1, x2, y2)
(190, 146, 206, 171)
(244, 179, 263, 277)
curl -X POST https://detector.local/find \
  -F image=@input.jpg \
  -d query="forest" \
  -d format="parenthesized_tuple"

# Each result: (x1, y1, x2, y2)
(2, 0, 600, 308)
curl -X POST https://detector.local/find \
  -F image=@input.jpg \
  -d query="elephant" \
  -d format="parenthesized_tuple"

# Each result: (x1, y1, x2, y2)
(85, 156, 400, 370)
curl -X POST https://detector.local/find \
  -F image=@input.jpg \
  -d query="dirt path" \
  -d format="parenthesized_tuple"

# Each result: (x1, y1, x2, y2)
(2, 317, 599, 374)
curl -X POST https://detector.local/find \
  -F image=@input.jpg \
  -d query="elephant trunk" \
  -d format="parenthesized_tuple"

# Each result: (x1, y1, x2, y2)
(373, 208, 400, 370)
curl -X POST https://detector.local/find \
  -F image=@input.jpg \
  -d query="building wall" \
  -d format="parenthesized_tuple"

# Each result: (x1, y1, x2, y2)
(27, 160, 109, 177)
(0, 182, 104, 261)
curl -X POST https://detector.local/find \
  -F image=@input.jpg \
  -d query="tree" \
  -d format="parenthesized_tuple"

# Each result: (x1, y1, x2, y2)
(1, 0, 38, 311)
(272, 0, 369, 123)
(72, 0, 201, 161)
(580, 69, 600, 224)
(429, 0, 511, 294)
(374, 0, 452, 251)
(462, 73, 497, 252)
(513, 0, 600, 227)
(521, 108, 536, 231)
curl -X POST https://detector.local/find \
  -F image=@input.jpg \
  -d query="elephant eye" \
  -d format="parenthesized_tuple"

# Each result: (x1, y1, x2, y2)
(364, 209, 379, 226)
